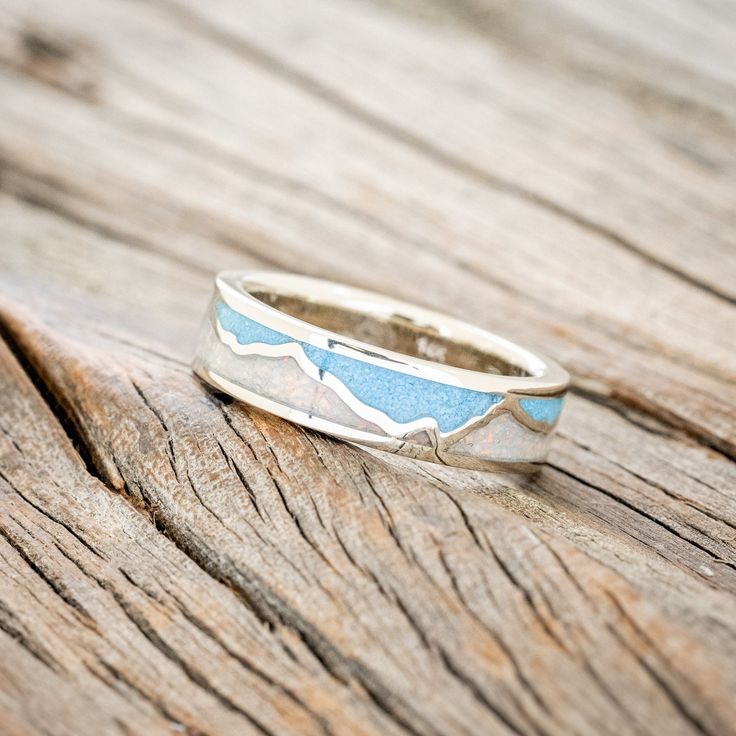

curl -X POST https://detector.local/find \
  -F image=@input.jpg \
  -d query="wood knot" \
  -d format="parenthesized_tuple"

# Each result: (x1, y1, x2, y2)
(22, 30, 73, 62)
(19, 26, 99, 102)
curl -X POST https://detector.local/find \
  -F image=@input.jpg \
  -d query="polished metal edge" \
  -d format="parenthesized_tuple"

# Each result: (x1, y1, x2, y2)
(216, 271, 570, 396)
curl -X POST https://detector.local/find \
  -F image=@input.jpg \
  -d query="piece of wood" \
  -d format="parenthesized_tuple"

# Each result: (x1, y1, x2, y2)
(0, 335, 403, 736)
(0, 0, 735, 733)
(1, 0, 735, 457)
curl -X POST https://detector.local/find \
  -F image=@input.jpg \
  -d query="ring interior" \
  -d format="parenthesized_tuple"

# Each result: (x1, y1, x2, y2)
(246, 285, 531, 377)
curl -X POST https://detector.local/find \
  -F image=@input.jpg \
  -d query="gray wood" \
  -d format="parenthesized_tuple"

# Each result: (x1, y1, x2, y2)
(0, 0, 735, 733)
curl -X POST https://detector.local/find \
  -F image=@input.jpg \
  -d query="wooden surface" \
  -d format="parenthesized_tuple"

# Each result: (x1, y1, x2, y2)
(1, 0, 735, 733)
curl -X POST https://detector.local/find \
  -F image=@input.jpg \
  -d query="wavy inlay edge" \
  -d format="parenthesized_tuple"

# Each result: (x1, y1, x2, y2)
(215, 302, 504, 435)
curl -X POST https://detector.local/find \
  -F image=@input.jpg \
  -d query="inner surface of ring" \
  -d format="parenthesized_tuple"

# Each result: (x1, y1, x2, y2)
(250, 289, 530, 376)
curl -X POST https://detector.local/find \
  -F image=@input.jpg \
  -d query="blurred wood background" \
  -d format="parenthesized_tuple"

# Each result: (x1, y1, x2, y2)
(1, 0, 735, 734)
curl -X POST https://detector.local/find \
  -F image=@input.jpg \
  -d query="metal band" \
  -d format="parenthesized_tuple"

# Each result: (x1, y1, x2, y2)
(193, 271, 569, 471)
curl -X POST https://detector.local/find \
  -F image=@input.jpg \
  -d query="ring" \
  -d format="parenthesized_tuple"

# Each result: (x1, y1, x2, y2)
(193, 271, 569, 471)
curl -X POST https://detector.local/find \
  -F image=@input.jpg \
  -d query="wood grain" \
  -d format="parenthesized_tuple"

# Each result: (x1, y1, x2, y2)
(0, 0, 735, 733)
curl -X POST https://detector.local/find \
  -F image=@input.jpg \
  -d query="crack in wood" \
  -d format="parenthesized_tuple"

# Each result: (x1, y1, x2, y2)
(548, 463, 736, 584)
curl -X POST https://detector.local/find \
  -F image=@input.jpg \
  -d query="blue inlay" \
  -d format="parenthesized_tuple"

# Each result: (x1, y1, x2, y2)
(217, 303, 291, 347)
(216, 302, 501, 432)
(519, 397, 564, 424)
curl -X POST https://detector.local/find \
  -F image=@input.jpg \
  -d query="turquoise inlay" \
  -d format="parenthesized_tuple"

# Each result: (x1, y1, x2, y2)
(217, 303, 291, 347)
(519, 397, 564, 424)
(216, 302, 501, 432)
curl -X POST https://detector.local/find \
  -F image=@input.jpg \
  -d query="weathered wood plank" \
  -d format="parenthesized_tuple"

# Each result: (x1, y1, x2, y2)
(2, 196, 736, 599)
(0, 336, 411, 736)
(1, 0, 735, 732)
(1, 307, 734, 736)
(1, 196, 736, 734)
(187, 0, 736, 292)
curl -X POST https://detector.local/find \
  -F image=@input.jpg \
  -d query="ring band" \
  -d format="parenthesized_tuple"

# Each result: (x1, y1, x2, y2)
(193, 271, 569, 472)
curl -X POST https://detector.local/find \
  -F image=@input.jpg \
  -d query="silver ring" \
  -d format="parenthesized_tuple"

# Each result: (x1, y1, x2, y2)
(193, 271, 569, 471)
